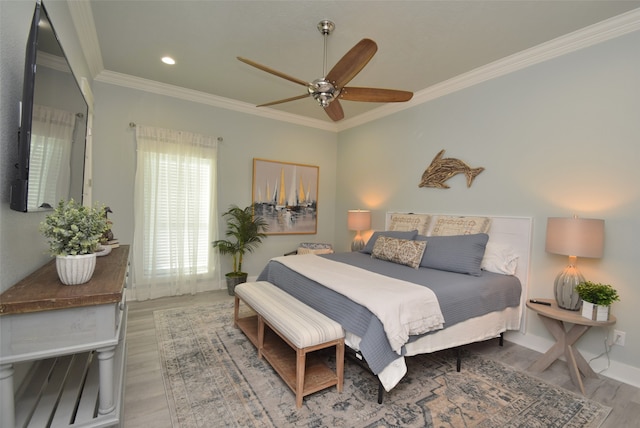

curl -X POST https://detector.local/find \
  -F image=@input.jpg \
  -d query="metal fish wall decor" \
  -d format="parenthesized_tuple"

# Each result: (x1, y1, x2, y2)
(419, 149, 485, 189)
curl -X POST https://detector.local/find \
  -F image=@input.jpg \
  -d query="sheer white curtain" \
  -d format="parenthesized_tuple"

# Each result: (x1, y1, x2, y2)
(28, 105, 75, 210)
(132, 125, 220, 301)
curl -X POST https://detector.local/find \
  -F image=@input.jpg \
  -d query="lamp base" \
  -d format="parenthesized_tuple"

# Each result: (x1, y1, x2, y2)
(351, 237, 365, 252)
(553, 264, 585, 311)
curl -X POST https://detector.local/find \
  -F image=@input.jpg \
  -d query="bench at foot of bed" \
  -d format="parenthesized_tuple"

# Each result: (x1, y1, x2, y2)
(234, 281, 345, 408)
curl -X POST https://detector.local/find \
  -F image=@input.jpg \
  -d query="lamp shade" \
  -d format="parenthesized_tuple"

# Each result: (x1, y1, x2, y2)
(545, 217, 604, 258)
(347, 210, 371, 231)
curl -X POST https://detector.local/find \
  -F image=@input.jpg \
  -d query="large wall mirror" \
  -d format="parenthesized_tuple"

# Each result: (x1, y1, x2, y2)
(11, 1, 88, 212)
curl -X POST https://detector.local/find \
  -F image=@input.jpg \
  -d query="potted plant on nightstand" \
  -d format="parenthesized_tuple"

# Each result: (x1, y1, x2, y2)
(575, 281, 620, 321)
(212, 204, 268, 295)
(40, 199, 109, 285)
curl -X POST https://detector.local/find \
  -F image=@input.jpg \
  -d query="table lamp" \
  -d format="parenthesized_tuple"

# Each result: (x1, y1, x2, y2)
(545, 217, 604, 310)
(348, 209, 371, 251)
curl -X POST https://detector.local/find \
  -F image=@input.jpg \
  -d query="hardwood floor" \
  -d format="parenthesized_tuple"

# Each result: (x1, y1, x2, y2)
(123, 290, 640, 427)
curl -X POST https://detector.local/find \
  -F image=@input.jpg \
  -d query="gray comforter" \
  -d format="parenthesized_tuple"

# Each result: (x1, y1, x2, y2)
(257, 252, 520, 374)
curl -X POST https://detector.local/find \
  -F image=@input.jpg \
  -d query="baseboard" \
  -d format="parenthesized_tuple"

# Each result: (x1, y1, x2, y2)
(504, 331, 640, 389)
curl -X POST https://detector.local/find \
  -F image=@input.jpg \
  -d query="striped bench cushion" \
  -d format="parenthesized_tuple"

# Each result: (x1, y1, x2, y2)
(235, 281, 344, 349)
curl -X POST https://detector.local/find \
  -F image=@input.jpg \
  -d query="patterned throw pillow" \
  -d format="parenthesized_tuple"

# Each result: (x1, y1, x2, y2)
(388, 214, 432, 235)
(361, 230, 418, 254)
(297, 247, 334, 255)
(371, 236, 427, 269)
(431, 216, 491, 236)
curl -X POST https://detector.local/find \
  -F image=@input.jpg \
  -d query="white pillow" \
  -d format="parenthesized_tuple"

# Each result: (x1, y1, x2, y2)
(481, 242, 519, 275)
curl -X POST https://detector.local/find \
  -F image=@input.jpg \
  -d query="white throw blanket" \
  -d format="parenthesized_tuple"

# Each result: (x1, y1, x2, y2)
(272, 255, 444, 353)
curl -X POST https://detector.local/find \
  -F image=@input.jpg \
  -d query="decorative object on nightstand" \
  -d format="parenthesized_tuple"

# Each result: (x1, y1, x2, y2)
(545, 216, 604, 310)
(348, 209, 371, 251)
(576, 281, 620, 321)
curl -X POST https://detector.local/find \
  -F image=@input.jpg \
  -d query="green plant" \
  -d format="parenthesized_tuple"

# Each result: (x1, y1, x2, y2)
(575, 281, 620, 306)
(212, 204, 268, 276)
(40, 199, 109, 256)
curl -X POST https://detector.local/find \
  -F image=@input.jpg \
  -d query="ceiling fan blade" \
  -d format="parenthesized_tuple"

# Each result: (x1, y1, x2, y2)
(324, 99, 344, 122)
(257, 94, 309, 107)
(340, 87, 413, 102)
(326, 39, 377, 88)
(237, 57, 309, 87)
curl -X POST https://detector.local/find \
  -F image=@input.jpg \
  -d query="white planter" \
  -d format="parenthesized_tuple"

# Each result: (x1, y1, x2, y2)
(581, 301, 610, 321)
(56, 253, 97, 285)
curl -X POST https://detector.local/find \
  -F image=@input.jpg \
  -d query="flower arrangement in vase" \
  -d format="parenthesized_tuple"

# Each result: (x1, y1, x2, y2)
(40, 199, 108, 285)
(575, 281, 620, 321)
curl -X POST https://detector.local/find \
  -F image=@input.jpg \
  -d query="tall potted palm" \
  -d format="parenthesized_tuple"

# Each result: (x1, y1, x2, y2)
(213, 204, 268, 295)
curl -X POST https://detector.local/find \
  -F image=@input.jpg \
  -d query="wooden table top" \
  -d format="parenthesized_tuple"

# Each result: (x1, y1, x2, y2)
(0, 245, 129, 316)
(526, 297, 616, 326)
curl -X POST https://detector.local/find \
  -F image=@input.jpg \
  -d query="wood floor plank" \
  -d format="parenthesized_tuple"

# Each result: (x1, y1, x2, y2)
(123, 290, 637, 427)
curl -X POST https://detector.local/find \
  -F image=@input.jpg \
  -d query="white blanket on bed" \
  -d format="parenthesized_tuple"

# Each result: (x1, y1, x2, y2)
(272, 254, 445, 353)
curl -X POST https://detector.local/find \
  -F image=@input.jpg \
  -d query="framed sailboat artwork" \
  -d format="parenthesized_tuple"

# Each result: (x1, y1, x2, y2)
(252, 158, 319, 235)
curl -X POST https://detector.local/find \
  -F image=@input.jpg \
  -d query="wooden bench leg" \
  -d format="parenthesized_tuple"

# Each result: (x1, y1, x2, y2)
(257, 315, 265, 359)
(233, 296, 240, 327)
(296, 349, 305, 408)
(336, 339, 344, 393)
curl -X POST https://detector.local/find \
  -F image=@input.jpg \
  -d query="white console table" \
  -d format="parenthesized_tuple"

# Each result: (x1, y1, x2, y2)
(0, 246, 129, 428)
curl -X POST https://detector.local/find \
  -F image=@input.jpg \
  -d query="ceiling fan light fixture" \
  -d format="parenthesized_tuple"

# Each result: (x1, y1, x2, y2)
(309, 78, 340, 107)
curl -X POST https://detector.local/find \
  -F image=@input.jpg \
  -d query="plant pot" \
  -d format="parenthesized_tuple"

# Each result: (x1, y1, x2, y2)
(581, 301, 610, 321)
(225, 273, 248, 296)
(56, 253, 97, 285)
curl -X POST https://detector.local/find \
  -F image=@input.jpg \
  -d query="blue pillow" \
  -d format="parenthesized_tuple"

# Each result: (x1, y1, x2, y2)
(361, 230, 418, 254)
(416, 233, 489, 276)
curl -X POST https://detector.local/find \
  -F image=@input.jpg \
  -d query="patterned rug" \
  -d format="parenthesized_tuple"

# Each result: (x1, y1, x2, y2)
(154, 301, 611, 428)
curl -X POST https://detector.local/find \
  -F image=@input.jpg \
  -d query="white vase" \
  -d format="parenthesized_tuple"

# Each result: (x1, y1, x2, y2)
(56, 253, 97, 285)
(581, 301, 610, 321)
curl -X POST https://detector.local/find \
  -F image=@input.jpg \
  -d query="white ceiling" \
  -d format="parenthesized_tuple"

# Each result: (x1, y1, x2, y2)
(84, 1, 640, 127)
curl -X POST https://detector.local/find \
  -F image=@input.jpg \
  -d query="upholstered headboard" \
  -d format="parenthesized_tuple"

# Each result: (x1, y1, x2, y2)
(385, 213, 533, 332)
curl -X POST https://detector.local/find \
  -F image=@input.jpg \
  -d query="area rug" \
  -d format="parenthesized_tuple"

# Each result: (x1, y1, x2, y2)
(154, 301, 611, 428)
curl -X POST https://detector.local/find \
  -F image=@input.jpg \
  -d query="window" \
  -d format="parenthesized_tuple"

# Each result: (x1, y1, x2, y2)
(132, 125, 219, 300)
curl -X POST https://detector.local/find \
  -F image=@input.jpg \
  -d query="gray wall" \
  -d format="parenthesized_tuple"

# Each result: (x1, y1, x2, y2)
(0, 0, 91, 293)
(335, 30, 640, 379)
(90, 82, 338, 280)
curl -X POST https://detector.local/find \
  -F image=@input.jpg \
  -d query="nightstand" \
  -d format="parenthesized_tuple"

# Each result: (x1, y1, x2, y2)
(526, 298, 616, 394)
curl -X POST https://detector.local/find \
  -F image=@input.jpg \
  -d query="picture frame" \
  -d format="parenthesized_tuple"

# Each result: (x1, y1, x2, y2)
(252, 158, 319, 235)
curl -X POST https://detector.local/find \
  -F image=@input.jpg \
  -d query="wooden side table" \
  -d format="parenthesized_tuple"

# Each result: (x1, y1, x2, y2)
(0, 246, 129, 428)
(526, 298, 616, 394)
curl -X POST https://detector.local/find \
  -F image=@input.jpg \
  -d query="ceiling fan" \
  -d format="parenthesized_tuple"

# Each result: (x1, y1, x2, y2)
(237, 20, 413, 122)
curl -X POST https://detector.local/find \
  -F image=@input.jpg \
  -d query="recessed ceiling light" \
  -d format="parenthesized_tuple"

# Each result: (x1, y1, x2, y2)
(161, 56, 176, 65)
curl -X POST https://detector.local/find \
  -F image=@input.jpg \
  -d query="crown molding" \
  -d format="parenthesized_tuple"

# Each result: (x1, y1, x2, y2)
(94, 71, 338, 132)
(337, 8, 640, 131)
(67, 0, 103, 78)
(89, 7, 639, 133)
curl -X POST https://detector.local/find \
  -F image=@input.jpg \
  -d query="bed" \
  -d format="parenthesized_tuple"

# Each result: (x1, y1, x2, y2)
(257, 213, 532, 398)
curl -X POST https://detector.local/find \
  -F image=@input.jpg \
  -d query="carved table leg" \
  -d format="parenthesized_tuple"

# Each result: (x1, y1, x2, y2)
(529, 314, 592, 394)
